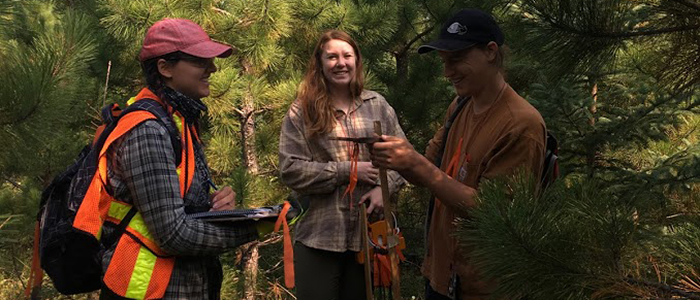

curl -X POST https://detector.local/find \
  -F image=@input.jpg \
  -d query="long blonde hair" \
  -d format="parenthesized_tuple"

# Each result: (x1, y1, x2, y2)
(297, 30, 365, 137)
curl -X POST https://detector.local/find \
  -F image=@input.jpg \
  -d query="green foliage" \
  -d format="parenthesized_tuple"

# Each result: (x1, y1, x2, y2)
(0, 2, 100, 179)
(0, 0, 697, 298)
(456, 172, 699, 299)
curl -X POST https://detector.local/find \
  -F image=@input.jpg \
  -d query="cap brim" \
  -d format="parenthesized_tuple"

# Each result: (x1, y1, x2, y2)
(417, 39, 477, 54)
(181, 40, 233, 58)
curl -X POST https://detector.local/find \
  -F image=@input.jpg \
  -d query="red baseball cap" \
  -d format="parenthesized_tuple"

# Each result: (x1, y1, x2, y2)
(138, 18, 233, 62)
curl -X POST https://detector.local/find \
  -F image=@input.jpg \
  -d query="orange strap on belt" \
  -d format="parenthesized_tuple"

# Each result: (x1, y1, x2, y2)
(24, 221, 43, 298)
(342, 143, 360, 209)
(373, 253, 392, 287)
(274, 201, 295, 288)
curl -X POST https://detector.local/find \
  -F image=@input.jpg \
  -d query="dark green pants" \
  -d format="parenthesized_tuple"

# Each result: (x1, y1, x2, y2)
(294, 242, 367, 300)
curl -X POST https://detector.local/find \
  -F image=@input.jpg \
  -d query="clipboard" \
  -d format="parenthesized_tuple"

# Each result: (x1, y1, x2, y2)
(187, 203, 300, 222)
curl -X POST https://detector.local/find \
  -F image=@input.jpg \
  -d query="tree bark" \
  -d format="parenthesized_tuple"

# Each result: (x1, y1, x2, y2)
(587, 79, 598, 177)
(239, 90, 260, 174)
(237, 57, 261, 299)
(239, 241, 260, 300)
(394, 51, 409, 88)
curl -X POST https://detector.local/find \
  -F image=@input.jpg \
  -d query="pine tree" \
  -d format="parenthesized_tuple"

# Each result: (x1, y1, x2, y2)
(0, 0, 100, 184)
(453, 0, 700, 298)
(0, 1, 104, 298)
(456, 170, 699, 299)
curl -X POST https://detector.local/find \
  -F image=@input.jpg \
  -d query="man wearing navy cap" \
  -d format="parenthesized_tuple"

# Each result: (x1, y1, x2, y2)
(371, 9, 547, 299)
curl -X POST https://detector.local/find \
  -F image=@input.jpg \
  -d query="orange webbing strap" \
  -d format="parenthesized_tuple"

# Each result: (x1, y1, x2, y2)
(134, 88, 165, 107)
(93, 124, 107, 146)
(435, 137, 463, 211)
(368, 220, 406, 288)
(24, 221, 43, 298)
(342, 143, 360, 209)
(373, 253, 392, 287)
(274, 201, 295, 288)
(190, 124, 201, 143)
(98, 111, 158, 182)
(74, 111, 159, 237)
(178, 124, 195, 198)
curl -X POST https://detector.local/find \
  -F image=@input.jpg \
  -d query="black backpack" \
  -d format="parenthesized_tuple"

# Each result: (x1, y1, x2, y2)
(425, 96, 559, 238)
(37, 99, 181, 295)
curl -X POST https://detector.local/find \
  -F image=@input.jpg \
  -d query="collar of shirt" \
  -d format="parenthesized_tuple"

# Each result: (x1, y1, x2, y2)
(332, 90, 378, 116)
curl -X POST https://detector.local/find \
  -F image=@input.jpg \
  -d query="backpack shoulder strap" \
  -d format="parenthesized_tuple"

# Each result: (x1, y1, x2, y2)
(121, 99, 183, 166)
(540, 131, 559, 189)
(434, 96, 471, 167)
(426, 96, 471, 242)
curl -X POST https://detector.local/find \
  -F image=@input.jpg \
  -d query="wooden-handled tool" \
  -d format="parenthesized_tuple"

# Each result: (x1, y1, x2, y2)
(360, 202, 373, 300)
(374, 121, 401, 300)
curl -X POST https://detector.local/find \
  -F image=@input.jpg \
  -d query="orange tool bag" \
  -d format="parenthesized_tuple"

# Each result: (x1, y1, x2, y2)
(358, 218, 407, 288)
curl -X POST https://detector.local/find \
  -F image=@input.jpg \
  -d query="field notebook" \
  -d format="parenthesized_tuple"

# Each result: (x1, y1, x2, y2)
(186, 202, 301, 222)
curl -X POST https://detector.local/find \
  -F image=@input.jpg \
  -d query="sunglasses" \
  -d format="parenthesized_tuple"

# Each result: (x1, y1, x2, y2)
(164, 53, 214, 69)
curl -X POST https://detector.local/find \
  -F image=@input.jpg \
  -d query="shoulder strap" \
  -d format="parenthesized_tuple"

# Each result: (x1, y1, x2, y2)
(540, 131, 559, 189)
(121, 99, 183, 166)
(433, 96, 471, 167)
(425, 96, 470, 242)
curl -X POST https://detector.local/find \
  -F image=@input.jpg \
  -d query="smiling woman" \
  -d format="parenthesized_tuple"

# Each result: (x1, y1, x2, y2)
(279, 30, 407, 299)
(90, 18, 262, 300)
(158, 52, 217, 99)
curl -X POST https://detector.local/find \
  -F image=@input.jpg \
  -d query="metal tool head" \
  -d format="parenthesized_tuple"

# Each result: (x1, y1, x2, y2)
(328, 136, 382, 144)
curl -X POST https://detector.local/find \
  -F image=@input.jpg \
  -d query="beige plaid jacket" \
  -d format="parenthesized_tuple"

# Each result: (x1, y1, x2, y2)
(279, 90, 406, 252)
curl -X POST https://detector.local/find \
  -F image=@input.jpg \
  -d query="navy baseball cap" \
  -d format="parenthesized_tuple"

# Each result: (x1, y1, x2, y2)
(418, 9, 504, 54)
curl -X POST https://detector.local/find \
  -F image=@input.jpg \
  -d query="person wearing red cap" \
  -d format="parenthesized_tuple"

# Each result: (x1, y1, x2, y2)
(97, 19, 262, 299)
(371, 9, 547, 300)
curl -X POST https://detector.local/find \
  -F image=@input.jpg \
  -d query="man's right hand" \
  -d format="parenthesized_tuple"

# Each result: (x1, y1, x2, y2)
(369, 135, 421, 172)
(356, 162, 379, 185)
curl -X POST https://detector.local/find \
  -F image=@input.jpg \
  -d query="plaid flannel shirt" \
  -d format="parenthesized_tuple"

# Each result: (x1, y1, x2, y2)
(279, 90, 406, 252)
(103, 119, 257, 299)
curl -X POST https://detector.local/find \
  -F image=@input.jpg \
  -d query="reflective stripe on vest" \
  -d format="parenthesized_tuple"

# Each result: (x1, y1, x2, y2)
(73, 87, 196, 299)
(103, 200, 175, 299)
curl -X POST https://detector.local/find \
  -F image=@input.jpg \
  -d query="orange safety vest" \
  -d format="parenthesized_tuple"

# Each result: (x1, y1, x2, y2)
(73, 88, 196, 299)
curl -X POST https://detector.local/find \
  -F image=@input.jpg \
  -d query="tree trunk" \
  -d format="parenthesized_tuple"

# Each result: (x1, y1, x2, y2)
(239, 241, 260, 300)
(237, 70, 260, 299)
(394, 51, 409, 88)
(587, 80, 598, 177)
(239, 99, 259, 174)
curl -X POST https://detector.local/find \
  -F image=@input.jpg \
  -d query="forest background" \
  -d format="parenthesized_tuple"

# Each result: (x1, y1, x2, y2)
(0, 0, 698, 299)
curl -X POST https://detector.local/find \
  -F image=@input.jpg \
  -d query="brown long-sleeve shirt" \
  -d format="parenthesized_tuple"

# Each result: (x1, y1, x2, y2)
(423, 85, 546, 299)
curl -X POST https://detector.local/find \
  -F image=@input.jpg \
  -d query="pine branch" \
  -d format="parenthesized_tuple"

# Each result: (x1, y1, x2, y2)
(1, 176, 22, 189)
(420, 0, 439, 21)
(557, 104, 586, 138)
(211, 7, 231, 16)
(396, 11, 435, 58)
(668, 0, 700, 11)
(624, 277, 700, 300)
(544, 19, 700, 39)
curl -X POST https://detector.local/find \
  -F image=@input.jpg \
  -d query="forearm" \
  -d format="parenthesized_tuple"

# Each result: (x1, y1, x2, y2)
(118, 121, 257, 256)
(401, 153, 477, 216)
(280, 159, 350, 194)
(157, 218, 257, 256)
(386, 169, 405, 195)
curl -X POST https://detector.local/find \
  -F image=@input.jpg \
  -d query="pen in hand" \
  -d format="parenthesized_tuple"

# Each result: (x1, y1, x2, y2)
(207, 179, 218, 191)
